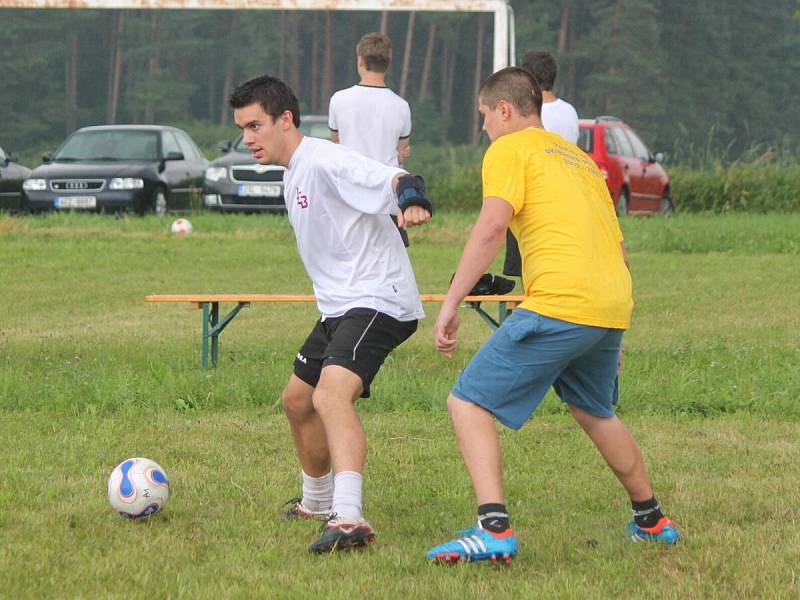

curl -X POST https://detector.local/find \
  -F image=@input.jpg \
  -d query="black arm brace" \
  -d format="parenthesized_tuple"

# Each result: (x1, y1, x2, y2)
(396, 174, 433, 214)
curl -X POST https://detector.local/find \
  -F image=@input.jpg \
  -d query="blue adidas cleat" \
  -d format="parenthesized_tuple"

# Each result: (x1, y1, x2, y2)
(627, 517, 681, 545)
(426, 526, 518, 565)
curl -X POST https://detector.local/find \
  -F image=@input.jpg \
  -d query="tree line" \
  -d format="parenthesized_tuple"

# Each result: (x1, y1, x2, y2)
(1, 0, 798, 165)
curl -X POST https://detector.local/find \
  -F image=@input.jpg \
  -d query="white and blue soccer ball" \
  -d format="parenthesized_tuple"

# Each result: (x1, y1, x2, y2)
(107, 457, 170, 519)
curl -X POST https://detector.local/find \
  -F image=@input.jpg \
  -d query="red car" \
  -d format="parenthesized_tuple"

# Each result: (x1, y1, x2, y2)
(577, 116, 673, 216)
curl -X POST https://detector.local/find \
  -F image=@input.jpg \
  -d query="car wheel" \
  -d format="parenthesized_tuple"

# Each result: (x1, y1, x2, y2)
(659, 192, 674, 216)
(154, 190, 167, 217)
(616, 188, 629, 217)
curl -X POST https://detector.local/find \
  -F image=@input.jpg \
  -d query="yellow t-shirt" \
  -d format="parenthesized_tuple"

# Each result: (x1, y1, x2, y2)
(482, 128, 633, 329)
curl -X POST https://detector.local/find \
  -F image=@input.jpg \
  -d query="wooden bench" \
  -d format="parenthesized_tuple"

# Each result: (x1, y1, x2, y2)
(145, 293, 525, 368)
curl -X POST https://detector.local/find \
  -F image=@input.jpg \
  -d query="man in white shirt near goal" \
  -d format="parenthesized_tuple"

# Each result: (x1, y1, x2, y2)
(329, 32, 413, 245)
(229, 74, 432, 554)
(523, 50, 579, 145)
(504, 50, 580, 278)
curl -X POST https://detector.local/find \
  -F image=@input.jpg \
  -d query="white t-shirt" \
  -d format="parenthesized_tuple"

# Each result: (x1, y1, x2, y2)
(283, 136, 424, 321)
(541, 99, 579, 144)
(328, 84, 412, 167)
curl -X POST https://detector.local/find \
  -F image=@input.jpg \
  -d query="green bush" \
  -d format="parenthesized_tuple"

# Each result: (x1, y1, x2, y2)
(425, 164, 482, 212)
(405, 144, 483, 212)
(408, 144, 800, 214)
(671, 163, 800, 213)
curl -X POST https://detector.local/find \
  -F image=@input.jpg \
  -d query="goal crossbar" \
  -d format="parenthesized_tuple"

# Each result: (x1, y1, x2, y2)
(0, 0, 514, 70)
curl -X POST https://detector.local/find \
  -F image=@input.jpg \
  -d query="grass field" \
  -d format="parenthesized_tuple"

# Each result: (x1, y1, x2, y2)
(1, 211, 799, 598)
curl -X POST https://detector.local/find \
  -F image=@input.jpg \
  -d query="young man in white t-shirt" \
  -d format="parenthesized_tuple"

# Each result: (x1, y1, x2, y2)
(329, 32, 412, 245)
(504, 50, 580, 277)
(521, 50, 579, 144)
(329, 32, 411, 167)
(229, 74, 432, 554)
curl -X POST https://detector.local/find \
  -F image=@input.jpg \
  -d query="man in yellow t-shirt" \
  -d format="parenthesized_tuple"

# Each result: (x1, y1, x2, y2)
(425, 67, 680, 565)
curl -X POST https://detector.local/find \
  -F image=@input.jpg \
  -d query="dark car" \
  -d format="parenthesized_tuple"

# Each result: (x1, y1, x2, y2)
(23, 125, 208, 215)
(203, 115, 329, 212)
(0, 145, 31, 212)
(577, 116, 672, 216)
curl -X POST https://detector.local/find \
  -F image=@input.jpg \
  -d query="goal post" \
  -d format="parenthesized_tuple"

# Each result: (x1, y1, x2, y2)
(1, 0, 515, 71)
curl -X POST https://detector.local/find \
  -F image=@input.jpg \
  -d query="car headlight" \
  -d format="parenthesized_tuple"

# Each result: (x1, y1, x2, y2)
(22, 178, 47, 191)
(109, 178, 144, 190)
(205, 167, 228, 182)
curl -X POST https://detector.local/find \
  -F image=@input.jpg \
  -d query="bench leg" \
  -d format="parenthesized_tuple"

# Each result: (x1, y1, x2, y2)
(201, 302, 220, 368)
(201, 301, 248, 368)
(499, 301, 510, 324)
(465, 301, 516, 330)
(210, 303, 220, 367)
(201, 303, 209, 368)
(466, 301, 500, 329)
(499, 301, 520, 324)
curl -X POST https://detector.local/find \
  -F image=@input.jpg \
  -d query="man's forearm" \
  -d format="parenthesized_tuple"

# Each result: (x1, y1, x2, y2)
(398, 139, 411, 164)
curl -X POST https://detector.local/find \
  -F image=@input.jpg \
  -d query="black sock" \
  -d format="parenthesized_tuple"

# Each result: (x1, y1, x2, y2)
(478, 503, 510, 534)
(632, 497, 664, 528)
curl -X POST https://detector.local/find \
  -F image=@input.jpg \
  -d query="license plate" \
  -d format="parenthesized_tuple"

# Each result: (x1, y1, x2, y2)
(237, 184, 281, 197)
(54, 196, 97, 209)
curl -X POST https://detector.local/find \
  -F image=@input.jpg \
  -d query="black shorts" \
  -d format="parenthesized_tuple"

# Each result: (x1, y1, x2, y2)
(293, 308, 418, 398)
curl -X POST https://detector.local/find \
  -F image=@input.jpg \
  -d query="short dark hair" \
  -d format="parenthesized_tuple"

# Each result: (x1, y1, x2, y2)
(478, 66, 542, 118)
(520, 50, 558, 91)
(229, 74, 301, 127)
(357, 32, 392, 73)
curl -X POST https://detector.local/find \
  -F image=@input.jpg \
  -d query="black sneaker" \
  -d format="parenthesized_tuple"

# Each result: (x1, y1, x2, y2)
(281, 497, 332, 521)
(308, 514, 376, 553)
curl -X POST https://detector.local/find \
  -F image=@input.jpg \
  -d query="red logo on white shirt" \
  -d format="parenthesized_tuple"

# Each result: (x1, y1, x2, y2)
(296, 188, 309, 209)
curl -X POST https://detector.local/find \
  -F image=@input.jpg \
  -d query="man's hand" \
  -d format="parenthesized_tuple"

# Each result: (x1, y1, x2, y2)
(396, 205, 430, 228)
(433, 304, 460, 358)
(395, 174, 432, 216)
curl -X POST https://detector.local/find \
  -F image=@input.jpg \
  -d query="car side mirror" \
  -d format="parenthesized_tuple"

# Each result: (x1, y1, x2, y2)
(653, 152, 665, 163)
(218, 140, 232, 153)
(164, 151, 184, 161)
(42, 152, 54, 164)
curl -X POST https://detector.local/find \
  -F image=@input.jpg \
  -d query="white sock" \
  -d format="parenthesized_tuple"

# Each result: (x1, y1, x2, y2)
(301, 469, 333, 512)
(332, 471, 363, 521)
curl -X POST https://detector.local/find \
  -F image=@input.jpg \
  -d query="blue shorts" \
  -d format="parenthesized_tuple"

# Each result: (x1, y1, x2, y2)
(452, 308, 624, 430)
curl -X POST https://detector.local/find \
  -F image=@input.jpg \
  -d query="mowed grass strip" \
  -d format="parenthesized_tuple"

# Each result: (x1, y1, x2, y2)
(0, 412, 798, 599)
(0, 212, 797, 416)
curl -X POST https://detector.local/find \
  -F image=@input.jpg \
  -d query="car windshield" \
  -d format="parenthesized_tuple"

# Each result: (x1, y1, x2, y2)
(577, 128, 593, 153)
(231, 116, 329, 152)
(56, 130, 159, 161)
(300, 119, 330, 139)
